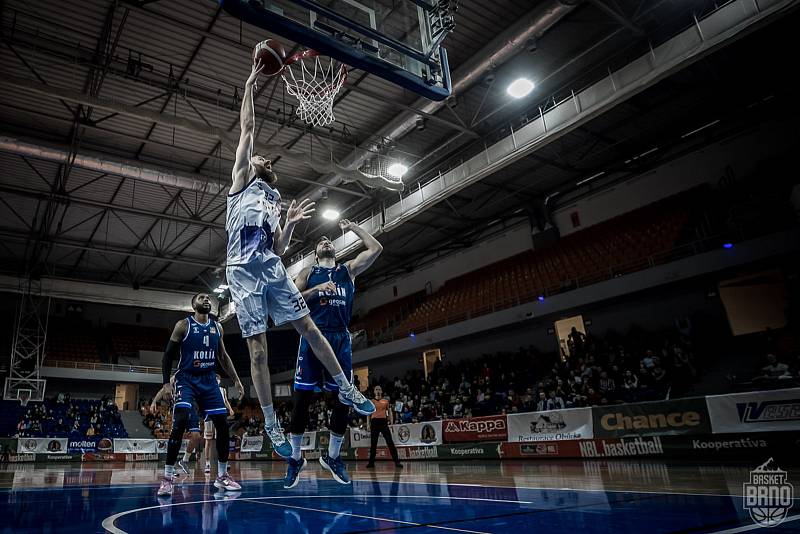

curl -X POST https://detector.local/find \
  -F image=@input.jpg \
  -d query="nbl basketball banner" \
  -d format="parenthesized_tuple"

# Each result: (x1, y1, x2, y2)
(350, 421, 443, 448)
(507, 408, 593, 442)
(442, 415, 508, 442)
(16, 437, 68, 454)
(706, 388, 800, 434)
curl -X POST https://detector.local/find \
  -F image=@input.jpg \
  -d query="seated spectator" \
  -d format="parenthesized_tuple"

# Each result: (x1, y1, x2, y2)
(758, 354, 792, 380)
(548, 390, 565, 410)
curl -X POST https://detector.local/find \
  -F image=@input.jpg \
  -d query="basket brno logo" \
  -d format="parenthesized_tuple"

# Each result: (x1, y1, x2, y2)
(743, 458, 793, 527)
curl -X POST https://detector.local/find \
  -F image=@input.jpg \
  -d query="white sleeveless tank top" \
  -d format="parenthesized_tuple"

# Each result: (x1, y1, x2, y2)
(226, 177, 282, 265)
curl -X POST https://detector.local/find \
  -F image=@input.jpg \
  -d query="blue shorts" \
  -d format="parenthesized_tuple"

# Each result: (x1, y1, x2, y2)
(294, 330, 352, 392)
(174, 372, 227, 416)
(227, 259, 309, 338)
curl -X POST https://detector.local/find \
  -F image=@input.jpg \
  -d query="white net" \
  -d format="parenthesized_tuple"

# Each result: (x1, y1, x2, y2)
(281, 50, 347, 127)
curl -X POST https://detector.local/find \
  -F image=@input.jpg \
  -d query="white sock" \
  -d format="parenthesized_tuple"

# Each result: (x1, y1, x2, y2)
(328, 433, 344, 459)
(218, 461, 227, 475)
(332, 372, 351, 391)
(182, 450, 191, 463)
(164, 465, 175, 478)
(289, 433, 303, 461)
(262, 404, 277, 427)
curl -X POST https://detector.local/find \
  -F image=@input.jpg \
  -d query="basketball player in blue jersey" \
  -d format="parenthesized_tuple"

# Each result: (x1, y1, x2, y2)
(283, 219, 383, 488)
(226, 61, 374, 458)
(150, 374, 203, 475)
(156, 293, 245, 497)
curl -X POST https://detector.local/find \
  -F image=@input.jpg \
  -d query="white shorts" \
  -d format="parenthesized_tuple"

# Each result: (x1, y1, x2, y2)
(227, 259, 309, 338)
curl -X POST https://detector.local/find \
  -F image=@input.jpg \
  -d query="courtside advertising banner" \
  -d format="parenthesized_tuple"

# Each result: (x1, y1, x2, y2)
(350, 421, 443, 448)
(301, 431, 317, 451)
(442, 415, 508, 442)
(592, 397, 711, 438)
(16, 437, 68, 454)
(113, 439, 158, 453)
(240, 435, 264, 452)
(507, 408, 593, 442)
(706, 388, 800, 434)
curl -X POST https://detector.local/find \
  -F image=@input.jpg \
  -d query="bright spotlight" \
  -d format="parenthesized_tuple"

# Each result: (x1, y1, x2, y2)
(507, 78, 535, 99)
(322, 209, 340, 221)
(387, 163, 408, 178)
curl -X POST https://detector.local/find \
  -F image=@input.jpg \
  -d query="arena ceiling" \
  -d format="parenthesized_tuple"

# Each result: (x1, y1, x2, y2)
(0, 0, 795, 295)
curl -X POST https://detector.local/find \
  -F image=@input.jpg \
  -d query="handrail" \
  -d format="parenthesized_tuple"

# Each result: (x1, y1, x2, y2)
(43, 360, 161, 375)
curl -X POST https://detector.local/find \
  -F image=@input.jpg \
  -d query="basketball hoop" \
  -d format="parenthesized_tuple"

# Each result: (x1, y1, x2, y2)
(281, 50, 347, 127)
(17, 389, 31, 407)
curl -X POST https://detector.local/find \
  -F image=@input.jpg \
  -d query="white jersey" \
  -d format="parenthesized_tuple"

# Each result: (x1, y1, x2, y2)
(226, 177, 282, 265)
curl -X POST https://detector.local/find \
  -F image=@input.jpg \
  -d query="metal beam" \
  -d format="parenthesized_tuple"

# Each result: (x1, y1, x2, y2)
(0, 228, 219, 268)
(0, 182, 225, 229)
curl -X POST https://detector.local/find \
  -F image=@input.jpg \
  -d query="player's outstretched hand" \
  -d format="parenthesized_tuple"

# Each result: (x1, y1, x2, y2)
(316, 281, 337, 294)
(160, 382, 174, 404)
(287, 198, 315, 224)
(149, 401, 158, 414)
(338, 219, 356, 231)
(235, 380, 245, 400)
(246, 59, 264, 87)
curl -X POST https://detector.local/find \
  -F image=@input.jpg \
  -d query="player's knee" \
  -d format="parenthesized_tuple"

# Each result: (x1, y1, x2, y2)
(249, 348, 268, 367)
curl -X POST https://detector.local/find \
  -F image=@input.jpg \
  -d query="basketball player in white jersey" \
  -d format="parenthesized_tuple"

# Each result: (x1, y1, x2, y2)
(226, 60, 374, 457)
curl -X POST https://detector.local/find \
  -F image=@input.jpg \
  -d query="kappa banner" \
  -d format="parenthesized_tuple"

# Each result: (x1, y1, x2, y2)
(16, 438, 68, 454)
(592, 397, 711, 438)
(442, 415, 508, 442)
(706, 388, 800, 434)
(350, 421, 443, 448)
(507, 408, 593, 442)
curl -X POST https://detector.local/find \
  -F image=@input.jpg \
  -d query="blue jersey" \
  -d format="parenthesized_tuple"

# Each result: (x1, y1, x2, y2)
(178, 316, 221, 375)
(305, 264, 354, 331)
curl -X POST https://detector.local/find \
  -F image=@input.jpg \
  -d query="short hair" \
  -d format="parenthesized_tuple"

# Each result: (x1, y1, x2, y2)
(192, 293, 209, 305)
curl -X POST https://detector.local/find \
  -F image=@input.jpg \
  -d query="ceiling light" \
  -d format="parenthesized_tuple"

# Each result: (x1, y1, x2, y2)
(322, 209, 340, 221)
(387, 163, 408, 178)
(507, 78, 535, 99)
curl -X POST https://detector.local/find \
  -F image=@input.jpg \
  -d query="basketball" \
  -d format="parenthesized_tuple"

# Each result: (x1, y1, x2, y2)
(253, 39, 286, 76)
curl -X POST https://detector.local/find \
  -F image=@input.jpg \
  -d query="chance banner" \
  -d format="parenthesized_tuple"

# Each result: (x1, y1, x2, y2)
(592, 397, 711, 438)
(706, 388, 800, 434)
(507, 408, 593, 442)
(442, 415, 508, 443)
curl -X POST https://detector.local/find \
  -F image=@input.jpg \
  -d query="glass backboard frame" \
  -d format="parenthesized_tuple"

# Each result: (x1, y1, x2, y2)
(220, 0, 453, 101)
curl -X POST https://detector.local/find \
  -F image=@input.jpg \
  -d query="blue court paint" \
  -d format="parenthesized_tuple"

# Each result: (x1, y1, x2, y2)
(0, 477, 798, 533)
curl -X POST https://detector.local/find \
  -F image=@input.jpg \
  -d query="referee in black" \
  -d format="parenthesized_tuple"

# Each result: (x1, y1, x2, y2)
(366, 386, 402, 468)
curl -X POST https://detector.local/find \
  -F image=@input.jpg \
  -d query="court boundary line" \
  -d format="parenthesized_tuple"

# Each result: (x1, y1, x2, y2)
(100, 494, 534, 534)
(242, 498, 492, 534)
(355, 478, 800, 501)
(710, 514, 800, 533)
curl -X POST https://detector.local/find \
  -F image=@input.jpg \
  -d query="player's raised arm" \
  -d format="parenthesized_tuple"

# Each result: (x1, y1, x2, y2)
(273, 198, 315, 256)
(341, 219, 383, 279)
(231, 61, 264, 193)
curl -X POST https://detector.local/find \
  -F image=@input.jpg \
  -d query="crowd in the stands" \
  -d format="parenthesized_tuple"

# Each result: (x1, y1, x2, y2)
(230, 321, 708, 433)
(13, 394, 127, 439)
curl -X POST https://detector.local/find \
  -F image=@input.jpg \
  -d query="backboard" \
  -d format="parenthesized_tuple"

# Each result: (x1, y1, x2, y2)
(220, 0, 455, 101)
